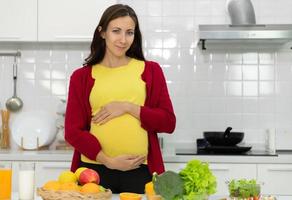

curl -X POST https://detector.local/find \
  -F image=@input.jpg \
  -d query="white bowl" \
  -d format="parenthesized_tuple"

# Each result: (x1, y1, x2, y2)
(11, 110, 57, 150)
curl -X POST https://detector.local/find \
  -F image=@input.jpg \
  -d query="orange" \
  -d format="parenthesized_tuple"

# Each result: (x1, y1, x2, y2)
(43, 180, 61, 191)
(120, 192, 142, 200)
(80, 183, 100, 193)
(59, 182, 79, 191)
(145, 181, 155, 195)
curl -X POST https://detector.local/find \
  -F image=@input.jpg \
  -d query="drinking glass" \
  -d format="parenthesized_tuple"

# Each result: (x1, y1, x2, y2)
(0, 162, 12, 200)
(18, 162, 35, 200)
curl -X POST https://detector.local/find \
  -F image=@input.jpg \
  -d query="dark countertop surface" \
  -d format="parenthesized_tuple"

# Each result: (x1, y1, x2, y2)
(176, 148, 278, 156)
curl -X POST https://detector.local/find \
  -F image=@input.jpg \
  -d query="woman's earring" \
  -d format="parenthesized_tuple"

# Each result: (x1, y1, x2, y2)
(98, 26, 105, 39)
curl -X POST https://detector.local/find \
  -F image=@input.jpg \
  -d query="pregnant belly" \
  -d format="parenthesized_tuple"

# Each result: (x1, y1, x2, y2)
(90, 115, 148, 157)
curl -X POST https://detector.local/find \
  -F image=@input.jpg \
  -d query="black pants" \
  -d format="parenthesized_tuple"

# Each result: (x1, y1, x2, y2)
(79, 161, 152, 194)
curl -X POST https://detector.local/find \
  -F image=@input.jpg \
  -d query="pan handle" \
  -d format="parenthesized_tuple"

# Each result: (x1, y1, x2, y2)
(224, 127, 232, 138)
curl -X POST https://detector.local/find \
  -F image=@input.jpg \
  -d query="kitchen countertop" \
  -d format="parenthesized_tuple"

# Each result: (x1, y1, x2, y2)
(11, 193, 292, 200)
(4, 149, 292, 200)
(2, 149, 292, 164)
(0, 149, 73, 161)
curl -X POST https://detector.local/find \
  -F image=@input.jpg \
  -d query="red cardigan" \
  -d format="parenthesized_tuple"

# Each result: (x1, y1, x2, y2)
(64, 60, 176, 175)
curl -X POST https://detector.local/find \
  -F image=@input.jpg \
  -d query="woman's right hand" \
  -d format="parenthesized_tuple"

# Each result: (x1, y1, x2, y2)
(96, 151, 146, 171)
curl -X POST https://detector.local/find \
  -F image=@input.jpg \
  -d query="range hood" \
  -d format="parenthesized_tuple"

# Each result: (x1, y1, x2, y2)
(198, 24, 292, 50)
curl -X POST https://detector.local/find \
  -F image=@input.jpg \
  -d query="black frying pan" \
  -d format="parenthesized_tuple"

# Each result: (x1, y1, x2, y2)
(203, 127, 244, 146)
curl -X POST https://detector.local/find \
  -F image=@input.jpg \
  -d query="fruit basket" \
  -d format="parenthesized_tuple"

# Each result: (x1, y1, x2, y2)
(37, 167, 112, 200)
(37, 187, 112, 200)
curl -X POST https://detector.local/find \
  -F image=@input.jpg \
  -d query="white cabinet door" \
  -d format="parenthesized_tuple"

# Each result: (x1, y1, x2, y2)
(38, 0, 116, 41)
(164, 163, 186, 172)
(0, 0, 37, 41)
(257, 164, 292, 195)
(165, 163, 257, 196)
(35, 162, 71, 188)
(210, 164, 257, 196)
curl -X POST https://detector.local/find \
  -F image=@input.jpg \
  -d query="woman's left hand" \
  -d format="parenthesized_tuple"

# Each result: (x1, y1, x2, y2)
(92, 101, 127, 125)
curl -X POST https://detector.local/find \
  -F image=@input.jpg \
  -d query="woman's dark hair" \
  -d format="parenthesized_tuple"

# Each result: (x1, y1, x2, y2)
(84, 4, 145, 66)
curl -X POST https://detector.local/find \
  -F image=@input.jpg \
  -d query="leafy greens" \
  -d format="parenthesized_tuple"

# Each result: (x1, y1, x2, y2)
(228, 179, 260, 198)
(179, 160, 217, 199)
(152, 160, 217, 200)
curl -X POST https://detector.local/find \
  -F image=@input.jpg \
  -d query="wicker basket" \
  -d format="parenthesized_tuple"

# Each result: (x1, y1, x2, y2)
(37, 187, 112, 200)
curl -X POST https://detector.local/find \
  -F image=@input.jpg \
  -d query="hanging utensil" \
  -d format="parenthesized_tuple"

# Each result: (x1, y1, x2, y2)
(5, 56, 23, 112)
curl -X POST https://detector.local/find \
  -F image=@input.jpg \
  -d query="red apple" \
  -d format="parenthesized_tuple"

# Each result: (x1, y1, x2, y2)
(79, 168, 100, 185)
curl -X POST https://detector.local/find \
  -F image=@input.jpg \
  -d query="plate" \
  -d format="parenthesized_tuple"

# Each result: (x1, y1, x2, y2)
(11, 110, 57, 150)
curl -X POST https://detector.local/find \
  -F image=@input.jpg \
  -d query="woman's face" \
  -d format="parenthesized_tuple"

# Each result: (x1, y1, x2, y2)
(102, 16, 135, 59)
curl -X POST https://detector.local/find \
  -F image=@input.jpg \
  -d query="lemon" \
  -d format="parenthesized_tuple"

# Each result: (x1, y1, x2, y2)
(74, 167, 87, 180)
(58, 170, 77, 183)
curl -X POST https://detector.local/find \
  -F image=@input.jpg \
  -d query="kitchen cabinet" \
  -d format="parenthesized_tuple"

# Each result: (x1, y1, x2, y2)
(35, 162, 71, 188)
(209, 164, 257, 195)
(0, 0, 37, 41)
(257, 164, 292, 195)
(2, 151, 292, 196)
(164, 163, 186, 172)
(0, 0, 116, 42)
(164, 163, 257, 196)
(38, 0, 116, 41)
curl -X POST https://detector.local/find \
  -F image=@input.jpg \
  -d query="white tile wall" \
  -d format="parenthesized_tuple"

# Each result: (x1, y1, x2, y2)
(1, 0, 292, 149)
(0, 43, 89, 120)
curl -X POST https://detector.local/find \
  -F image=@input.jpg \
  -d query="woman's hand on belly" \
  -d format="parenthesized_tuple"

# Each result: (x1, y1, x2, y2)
(92, 101, 128, 125)
(96, 151, 146, 171)
(107, 154, 146, 171)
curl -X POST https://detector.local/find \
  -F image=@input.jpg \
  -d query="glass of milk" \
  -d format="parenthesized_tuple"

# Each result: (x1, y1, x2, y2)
(18, 162, 35, 200)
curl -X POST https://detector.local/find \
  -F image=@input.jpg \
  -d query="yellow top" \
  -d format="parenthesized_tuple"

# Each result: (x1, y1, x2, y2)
(81, 58, 148, 164)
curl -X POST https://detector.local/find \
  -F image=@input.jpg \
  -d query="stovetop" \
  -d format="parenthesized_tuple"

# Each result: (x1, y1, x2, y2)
(186, 138, 278, 156)
(175, 148, 278, 156)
